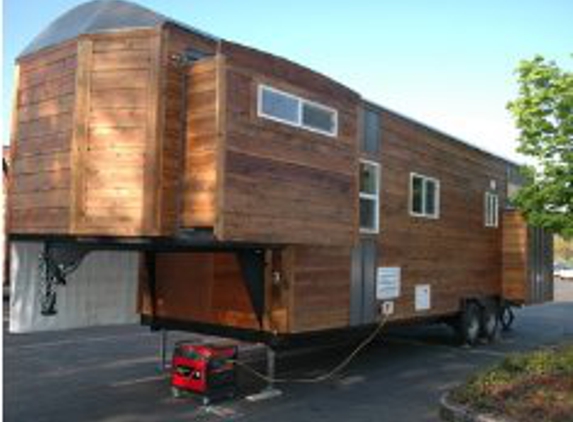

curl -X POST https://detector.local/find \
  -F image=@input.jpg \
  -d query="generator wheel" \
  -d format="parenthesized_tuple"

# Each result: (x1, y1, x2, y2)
(458, 302, 481, 346)
(171, 386, 183, 399)
(499, 303, 515, 331)
(479, 302, 499, 342)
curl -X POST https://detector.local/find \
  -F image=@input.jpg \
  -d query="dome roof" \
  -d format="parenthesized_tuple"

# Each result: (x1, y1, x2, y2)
(20, 0, 217, 57)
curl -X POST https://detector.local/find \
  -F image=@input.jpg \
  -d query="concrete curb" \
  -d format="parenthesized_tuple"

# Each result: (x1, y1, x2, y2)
(439, 391, 514, 422)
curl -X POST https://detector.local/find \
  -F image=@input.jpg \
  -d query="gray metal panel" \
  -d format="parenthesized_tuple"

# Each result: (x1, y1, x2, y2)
(349, 239, 378, 326)
(20, 0, 218, 58)
(545, 232, 554, 301)
(349, 243, 363, 326)
(361, 240, 377, 324)
(527, 226, 554, 304)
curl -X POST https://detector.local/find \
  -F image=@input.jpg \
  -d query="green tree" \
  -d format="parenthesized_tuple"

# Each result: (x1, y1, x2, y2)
(507, 55, 573, 238)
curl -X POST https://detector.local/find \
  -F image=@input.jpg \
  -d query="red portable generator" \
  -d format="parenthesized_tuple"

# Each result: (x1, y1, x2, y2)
(170, 341, 238, 404)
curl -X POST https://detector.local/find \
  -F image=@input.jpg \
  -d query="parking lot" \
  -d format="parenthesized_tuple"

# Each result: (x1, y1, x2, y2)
(4, 280, 573, 422)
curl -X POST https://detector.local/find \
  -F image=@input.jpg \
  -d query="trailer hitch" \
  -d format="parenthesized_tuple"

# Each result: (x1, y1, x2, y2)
(39, 243, 90, 316)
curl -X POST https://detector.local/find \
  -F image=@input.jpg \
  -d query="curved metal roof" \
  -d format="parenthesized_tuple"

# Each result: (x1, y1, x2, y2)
(20, 0, 217, 57)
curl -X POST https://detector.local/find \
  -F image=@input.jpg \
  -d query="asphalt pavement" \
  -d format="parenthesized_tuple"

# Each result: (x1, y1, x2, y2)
(4, 281, 573, 422)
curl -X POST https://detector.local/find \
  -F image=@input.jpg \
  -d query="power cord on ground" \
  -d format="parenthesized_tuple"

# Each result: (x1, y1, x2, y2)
(232, 314, 389, 384)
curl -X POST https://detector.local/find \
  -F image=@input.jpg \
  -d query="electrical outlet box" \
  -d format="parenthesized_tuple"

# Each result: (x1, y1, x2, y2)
(380, 301, 394, 316)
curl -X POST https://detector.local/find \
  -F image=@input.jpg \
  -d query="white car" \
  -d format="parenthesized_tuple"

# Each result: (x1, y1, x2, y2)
(555, 266, 573, 280)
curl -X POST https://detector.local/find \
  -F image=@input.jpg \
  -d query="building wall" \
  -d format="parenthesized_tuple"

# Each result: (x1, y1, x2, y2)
(375, 108, 508, 320)
(215, 41, 361, 246)
(72, 30, 163, 236)
(162, 24, 218, 231)
(9, 42, 77, 234)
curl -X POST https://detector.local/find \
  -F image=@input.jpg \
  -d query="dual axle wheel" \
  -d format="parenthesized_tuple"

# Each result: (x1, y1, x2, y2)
(456, 300, 510, 346)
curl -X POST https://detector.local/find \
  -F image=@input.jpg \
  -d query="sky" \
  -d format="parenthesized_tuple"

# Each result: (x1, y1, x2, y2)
(2, 0, 572, 162)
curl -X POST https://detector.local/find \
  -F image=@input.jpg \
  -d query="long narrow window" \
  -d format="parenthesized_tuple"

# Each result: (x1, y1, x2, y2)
(257, 84, 338, 137)
(410, 173, 440, 219)
(362, 108, 381, 153)
(360, 160, 381, 233)
(485, 192, 499, 227)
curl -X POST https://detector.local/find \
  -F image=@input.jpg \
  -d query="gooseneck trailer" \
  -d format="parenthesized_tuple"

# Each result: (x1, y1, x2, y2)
(7, 0, 553, 350)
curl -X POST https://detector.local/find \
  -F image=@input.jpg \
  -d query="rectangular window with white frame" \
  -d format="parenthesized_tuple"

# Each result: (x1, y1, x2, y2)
(257, 84, 338, 137)
(484, 192, 499, 227)
(410, 173, 440, 219)
(360, 160, 381, 233)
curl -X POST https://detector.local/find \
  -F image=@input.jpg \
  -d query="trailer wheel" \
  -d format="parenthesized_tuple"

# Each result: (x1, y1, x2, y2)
(479, 303, 499, 342)
(499, 303, 515, 331)
(458, 302, 481, 346)
(171, 386, 183, 399)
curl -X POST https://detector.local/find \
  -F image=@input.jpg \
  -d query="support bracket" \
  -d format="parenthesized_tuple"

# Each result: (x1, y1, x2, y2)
(39, 242, 90, 316)
(236, 249, 266, 328)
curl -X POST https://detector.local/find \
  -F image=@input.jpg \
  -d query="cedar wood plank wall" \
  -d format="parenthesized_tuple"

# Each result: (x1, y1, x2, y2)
(216, 41, 360, 246)
(180, 57, 218, 227)
(372, 109, 508, 321)
(9, 42, 77, 233)
(502, 211, 528, 302)
(138, 252, 261, 330)
(73, 30, 162, 235)
(162, 25, 217, 231)
(283, 108, 509, 333)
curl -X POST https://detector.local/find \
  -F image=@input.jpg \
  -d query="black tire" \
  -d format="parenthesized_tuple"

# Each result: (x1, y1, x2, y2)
(479, 302, 499, 342)
(458, 302, 481, 346)
(499, 304, 515, 331)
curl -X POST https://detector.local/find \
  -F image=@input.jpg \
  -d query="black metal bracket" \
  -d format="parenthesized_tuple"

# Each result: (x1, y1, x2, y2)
(236, 249, 266, 328)
(39, 242, 90, 316)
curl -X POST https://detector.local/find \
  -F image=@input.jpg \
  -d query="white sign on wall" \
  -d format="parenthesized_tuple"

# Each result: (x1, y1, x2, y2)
(376, 267, 401, 300)
(415, 284, 431, 311)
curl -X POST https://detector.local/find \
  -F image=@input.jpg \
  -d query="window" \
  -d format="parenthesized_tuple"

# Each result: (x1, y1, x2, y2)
(360, 160, 380, 233)
(257, 85, 338, 137)
(410, 173, 440, 218)
(485, 192, 499, 227)
(361, 108, 381, 153)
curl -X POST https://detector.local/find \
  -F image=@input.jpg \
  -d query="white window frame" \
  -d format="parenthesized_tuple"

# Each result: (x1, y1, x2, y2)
(409, 173, 440, 219)
(359, 160, 381, 234)
(484, 192, 499, 228)
(257, 84, 338, 137)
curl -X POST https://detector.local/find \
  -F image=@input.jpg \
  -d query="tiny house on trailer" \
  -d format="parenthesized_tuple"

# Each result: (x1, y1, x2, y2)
(8, 0, 553, 347)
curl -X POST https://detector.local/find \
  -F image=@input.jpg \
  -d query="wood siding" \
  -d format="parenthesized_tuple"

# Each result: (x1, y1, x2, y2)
(214, 42, 361, 245)
(181, 58, 219, 227)
(9, 42, 77, 233)
(285, 245, 352, 332)
(138, 252, 261, 331)
(376, 109, 508, 320)
(502, 211, 529, 302)
(72, 30, 162, 236)
(161, 25, 217, 231)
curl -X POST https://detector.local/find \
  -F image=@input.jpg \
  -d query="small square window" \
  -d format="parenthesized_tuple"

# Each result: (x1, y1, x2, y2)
(410, 173, 440, 219)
